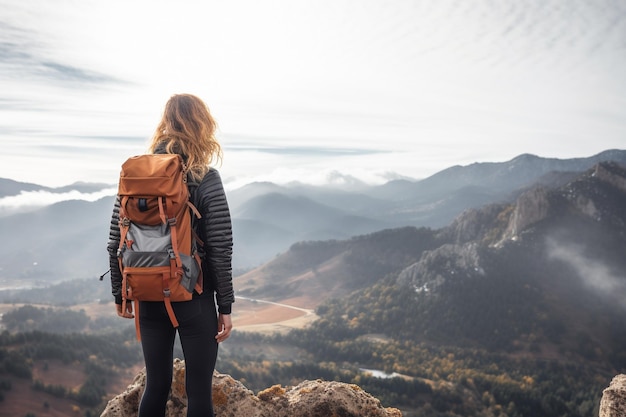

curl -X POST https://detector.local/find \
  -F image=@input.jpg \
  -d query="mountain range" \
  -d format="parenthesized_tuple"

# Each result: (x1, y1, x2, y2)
(1, 152, 626, 416)
(230, 158, 626, 416)
(0, 149, 625, 287)
(237, 159, 626, 368)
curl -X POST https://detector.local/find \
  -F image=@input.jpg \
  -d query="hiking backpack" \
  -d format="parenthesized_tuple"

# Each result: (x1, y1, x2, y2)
(116, 153, 203, 339)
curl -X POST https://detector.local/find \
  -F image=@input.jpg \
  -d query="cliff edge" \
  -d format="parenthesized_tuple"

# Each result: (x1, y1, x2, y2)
(600, 374, 626, 417)
(100, 358, 402, 417)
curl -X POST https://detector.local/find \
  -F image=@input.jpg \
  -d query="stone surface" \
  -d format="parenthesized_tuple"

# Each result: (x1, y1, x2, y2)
(100, 358, 402, 417)
(600, 374, 626, 417)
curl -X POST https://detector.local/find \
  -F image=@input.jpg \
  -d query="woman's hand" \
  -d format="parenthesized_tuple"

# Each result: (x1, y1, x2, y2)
(216, 313, 232, 343)
(116, 302, 134, 319)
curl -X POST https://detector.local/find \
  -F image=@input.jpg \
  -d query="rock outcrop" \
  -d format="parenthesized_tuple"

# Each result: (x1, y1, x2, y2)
(100, 358, 402, 417)
(502, 186, 552, 241)
(600, 374, 626, 417)
(396, 242, 484, 294)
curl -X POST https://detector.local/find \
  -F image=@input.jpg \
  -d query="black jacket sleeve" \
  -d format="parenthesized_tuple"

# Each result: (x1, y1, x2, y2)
(107, 196, 123, 305)
(195, 168, 235, 314)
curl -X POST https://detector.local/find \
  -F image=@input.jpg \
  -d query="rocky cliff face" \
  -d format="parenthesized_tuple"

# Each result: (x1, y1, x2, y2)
(396, 242, 483, 293)
(388, 162, 626, 300)
(509, 162, 626, 235)
(99, 356, 625, 417)
(600, 375, 626, 417)
(100, 359, 402, 417)
(501, 185, 553, 241)
(452, 161, 626, 247)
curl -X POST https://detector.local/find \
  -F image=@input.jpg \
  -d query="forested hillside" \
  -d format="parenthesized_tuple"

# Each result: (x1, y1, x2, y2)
(0, 328, 141, 417)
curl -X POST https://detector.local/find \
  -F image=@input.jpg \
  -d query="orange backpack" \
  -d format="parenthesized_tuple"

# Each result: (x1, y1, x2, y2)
(117, 154, 203, 339)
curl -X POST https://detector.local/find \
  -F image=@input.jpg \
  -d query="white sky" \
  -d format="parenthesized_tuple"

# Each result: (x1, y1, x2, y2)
(1, 0, 625, 188)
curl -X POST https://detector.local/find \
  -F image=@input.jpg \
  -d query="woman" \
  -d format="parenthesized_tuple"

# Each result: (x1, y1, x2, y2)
(107, 93, 234, 417)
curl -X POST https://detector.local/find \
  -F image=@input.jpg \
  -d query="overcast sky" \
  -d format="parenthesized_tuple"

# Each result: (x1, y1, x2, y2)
(1, 0, 625, 189)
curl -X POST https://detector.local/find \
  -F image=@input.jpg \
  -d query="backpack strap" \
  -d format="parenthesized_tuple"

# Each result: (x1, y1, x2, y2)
(166, 201, 183, 272)
(133, 300, 140, 341)
(186, 185, 204, 294)
(157, 196, 167, 225)
(117, 206, 132, 305)
(162, 199, 182, 329)
(194, 252, 203, 295)
(187, 199, 201, 218)
(161, 270, 179, 328)
(117, 214, 131, 297)
(120, 271, 140, 341)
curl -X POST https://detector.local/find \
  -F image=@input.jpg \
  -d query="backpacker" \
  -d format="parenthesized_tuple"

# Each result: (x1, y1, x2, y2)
(116, 153, 203, 339)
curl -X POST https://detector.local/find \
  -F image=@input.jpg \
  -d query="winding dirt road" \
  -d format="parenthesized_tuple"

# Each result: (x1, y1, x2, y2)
(234, 296, 318, 334)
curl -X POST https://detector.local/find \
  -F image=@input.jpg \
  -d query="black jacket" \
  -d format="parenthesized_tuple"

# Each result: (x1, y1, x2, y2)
(107, 167, 234, 314)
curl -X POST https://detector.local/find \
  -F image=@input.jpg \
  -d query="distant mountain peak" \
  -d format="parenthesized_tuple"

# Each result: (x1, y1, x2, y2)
(510, 153, 541, 162)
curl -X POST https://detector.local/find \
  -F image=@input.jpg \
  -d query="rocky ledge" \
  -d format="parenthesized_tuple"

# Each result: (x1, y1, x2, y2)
(600, 374, 626, 417)
(100, 358, 402, 417)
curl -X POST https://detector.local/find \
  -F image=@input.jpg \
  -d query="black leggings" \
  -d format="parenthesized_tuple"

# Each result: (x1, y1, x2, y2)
(137, 296, 219, 417)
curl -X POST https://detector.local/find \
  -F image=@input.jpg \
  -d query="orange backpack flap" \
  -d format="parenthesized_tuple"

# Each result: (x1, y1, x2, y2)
(119, 154, 189, 224)
(119, 153, 187, 198)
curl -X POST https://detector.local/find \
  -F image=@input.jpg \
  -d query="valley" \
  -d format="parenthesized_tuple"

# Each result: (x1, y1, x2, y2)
(0, 296, 317, 335)
(0, 295, 318, 417)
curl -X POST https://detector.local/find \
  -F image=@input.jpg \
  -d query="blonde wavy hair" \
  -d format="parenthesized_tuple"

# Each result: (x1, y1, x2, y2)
(148, 93, 223, 181)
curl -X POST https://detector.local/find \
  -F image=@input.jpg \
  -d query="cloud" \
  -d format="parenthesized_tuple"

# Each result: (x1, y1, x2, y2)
(227, 144, 385, 157)
(546, 237, 624, 296)
(36, 61, 122, 85)
(0, 188, 116, 215)
(0, 17, 124, 87)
